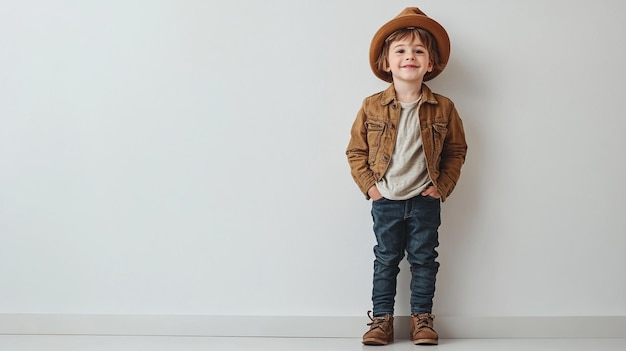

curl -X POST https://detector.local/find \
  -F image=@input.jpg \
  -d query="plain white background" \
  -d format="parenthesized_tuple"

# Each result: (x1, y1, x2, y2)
(1, 0, 625, 320)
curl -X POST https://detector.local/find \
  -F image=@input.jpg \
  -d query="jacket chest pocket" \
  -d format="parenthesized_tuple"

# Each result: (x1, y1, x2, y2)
(365, 119, 386, 164)
(432, 121, 448, 154)
(422, 120, 448, 161)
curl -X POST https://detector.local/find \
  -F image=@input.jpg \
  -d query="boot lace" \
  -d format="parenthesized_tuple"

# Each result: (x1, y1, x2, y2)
(413, 314, 434, 329)
(366, 311, 390, 331)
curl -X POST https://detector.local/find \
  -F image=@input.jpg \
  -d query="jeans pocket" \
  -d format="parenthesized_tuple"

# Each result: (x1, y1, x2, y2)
(421, 195, 440, 202)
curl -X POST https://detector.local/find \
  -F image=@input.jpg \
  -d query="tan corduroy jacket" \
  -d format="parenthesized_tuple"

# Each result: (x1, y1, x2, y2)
(346, 84, 467, 202)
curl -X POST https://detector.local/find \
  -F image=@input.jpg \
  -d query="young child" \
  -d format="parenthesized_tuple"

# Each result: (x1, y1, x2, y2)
(346, 7, 467, 345)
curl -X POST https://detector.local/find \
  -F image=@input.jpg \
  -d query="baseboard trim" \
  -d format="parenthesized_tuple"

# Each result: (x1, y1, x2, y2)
(0, 314, 624, 339)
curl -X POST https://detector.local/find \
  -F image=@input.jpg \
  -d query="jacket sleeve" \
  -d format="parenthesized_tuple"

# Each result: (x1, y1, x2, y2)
(346, 102, 377, 199)
(437, 103, 467, 201)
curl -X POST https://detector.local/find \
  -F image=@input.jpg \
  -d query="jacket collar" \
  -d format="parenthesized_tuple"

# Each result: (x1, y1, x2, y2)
(380, 83, 438, 106)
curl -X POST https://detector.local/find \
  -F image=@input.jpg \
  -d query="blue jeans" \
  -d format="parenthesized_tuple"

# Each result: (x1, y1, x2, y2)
(370, 195, 441, 317)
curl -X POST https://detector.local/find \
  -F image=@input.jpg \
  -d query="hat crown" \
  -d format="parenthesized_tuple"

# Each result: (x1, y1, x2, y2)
(398, 7, 427, 17)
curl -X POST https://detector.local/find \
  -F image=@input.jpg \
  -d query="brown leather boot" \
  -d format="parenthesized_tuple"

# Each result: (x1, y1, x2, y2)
(410, 313, 438, 345)
(362, 311, 394, 345)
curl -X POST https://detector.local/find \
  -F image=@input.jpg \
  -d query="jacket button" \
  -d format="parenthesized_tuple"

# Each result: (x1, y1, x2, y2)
(382, 155, 389, 163)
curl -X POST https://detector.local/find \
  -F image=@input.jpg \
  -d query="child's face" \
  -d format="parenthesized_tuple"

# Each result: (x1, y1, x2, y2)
(385, 36, 433, 84)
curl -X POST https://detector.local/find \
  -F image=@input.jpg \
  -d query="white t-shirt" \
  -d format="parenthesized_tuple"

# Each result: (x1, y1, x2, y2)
(376, 98, 432, 200)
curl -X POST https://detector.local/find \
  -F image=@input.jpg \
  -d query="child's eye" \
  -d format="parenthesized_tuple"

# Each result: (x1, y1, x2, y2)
(415, 50, 424, 54)
(395, 49, 405, 54)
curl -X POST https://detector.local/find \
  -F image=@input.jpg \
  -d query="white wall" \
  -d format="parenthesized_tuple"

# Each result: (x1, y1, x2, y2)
(1, 0, 625, 321)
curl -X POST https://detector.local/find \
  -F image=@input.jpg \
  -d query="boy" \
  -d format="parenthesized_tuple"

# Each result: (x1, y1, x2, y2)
(346, 7, 467, 346)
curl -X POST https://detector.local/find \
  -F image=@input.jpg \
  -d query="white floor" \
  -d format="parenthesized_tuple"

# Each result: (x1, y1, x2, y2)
(0, 336, 625, 351)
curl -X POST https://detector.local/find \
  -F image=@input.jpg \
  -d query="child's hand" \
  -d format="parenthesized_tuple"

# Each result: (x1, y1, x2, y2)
(421, 185, 441, 199)
(368, 185, 384, 201)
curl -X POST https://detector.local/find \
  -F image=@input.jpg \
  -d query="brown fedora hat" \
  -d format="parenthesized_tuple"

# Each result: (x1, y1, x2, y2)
(369, 7, 450, 82)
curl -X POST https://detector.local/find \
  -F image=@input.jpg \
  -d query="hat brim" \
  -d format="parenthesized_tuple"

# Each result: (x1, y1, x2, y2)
(369, 13, 450, 82)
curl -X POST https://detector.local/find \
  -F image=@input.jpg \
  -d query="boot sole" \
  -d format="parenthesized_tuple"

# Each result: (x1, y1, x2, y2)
(362, 337, 393, 345)
(412, 338, 438, 345)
